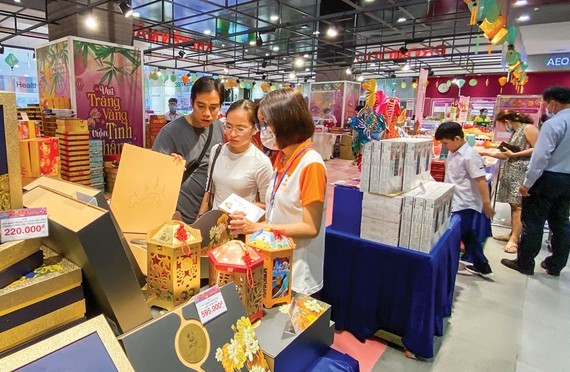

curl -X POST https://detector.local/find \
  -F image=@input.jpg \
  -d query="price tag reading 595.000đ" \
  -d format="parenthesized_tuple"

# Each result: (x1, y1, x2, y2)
(0, 207, 49, 243)
(194, 286, 227, 324)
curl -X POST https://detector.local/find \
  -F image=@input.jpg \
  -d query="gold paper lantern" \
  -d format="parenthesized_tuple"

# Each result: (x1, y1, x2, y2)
(479, 14, 506, 41)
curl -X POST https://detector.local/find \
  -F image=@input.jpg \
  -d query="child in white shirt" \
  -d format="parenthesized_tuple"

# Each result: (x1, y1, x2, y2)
(435, 122, 495, 278)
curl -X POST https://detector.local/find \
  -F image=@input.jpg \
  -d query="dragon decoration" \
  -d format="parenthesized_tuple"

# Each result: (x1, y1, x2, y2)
(464, 0, 529, 92)
(348, 78, 407, 169)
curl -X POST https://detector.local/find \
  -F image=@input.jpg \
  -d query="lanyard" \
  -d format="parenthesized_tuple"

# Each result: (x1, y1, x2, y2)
(269, 145, 313, 211)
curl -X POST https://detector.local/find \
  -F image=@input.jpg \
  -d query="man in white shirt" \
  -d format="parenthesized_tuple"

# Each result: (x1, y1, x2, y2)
(502, 86, 570, 276)
(164, 97, 182, 122)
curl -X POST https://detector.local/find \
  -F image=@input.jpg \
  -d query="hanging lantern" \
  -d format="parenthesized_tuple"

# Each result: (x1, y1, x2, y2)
(146, 221, 202, 310)
(245, 82, 252, 89)
(498, 76, 508, 93)
(161, 73, 169, 83)
(150, 72, 158, 80)
(181, 74, 190, 84)
(208, 240, 264, 322)
(170, 74, 177, 83)
(456, 79, 466, 88)
(270, 85, 277, 91)
(482, 0, 499, 22)
(246, 229, 295, 309)
(465, 0, 478, 25)
(4, 53, 19, 70)
(479, 14, 506, 41)
(506, 49, 520, 66)
(469, 78, 478, 87)
(491, 27, 508, 45)
(401, 81, 407, 89)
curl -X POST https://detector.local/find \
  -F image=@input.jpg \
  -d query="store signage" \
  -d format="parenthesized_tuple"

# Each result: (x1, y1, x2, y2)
(0, 207, 49, 243)
(194, 286, 227, 324)
(357, 44, 446, 62)
(546, 55, 570, 67)
(133, 22, 212, 52)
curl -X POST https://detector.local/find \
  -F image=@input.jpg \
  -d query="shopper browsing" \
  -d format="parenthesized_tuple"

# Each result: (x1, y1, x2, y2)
(502, 86, 570, 276)
(480, 110, 538, 253)
(474, 108, 491, 127)
(435, 122, 495, 278)
(164, 97, 182, 122)
(197, 99, 273, 217)
(229, 88, 328, 296)
(152, 77, 225, 224)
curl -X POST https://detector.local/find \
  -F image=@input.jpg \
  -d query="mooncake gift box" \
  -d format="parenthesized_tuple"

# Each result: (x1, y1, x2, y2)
(0, 250, 43, 289)
(19, 137, 61, 178)
(145, 221, 202, 310)
(17, 120, 41, 140)
(246, 229, 295, 309)
(0, 238, 41, 272)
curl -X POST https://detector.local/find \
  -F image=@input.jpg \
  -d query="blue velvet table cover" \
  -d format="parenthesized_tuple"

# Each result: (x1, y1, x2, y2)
(308, 348, 360, 372)
(322, 186, 461, 359)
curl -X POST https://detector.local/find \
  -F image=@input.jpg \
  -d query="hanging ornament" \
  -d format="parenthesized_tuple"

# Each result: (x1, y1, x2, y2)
(485, 78, 489, 86)
(446, 80, 452, 87)
(425, 80, 429, 87)
(181, 74, 190, 84)
(412, 80, 418, 89)
(475, 34, 480, 54)
(245, 82, 252, 89)
(482, 0, 499, 22)
(401, 81, 407, 89)
(170, 74, 177, 82)
(469, 78, 478, 86)
(479, 14, 506, 41)
(456, 79, 466, 88)
(498, 76, 508, 93)
(161, 73, 169, 83)
(4, 53, 19, 70)
(465, 0, 478, 25)
(270, 85, 277, 91)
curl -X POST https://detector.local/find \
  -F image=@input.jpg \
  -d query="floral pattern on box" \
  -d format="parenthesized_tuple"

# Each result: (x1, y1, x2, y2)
(278, 294, 330, 333)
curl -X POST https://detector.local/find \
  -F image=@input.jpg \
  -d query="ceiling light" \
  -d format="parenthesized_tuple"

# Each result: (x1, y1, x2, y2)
(256, 34, 263, 47)
(294, 57, 304, 67)
(397, 17, 406, 23)
(346, 67, 352, 75)
(283, 57, 286, 60)
(301, 24, 308, 29)
(132, 12, 140, 18)
(534, 7, 539, 11)
(514, 0, 528, 6)
(156, 70, 162, 76)
(249, 40, 256, 46)
(273, 46, 279, 51)
(14, 64, 19, 68)
(402, 63, 410, 71)
(245, 49, 248, 52)
(119, 2, 133, 17)
(365, 0, 374, 2)
(517, 14, 530, 22)
(313, 30, 320, 35)
(289, 72, 296, 79)
(224, 68, 229, 73)
(303, 54, 310, 58)
(14, 0, 21, 3)
(24, 74, 29, 77)
(357, 75, 364, 82)
(265, 53, 269, 56)
(305, 67, 310, 72)
(85, 14, 98, 30)
(270, 15, 279, 21)
(222, 44, 225, 47)
(204, 29, 211, 35)
(326, 27, 338, 37)
(178, 50, 185, 58)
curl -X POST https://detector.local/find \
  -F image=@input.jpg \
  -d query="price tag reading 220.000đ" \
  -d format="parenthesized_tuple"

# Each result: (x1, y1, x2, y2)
(0, 207, 49, 243)
(194, 286, 227, 324)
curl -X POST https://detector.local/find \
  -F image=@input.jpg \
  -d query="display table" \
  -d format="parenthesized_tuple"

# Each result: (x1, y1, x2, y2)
(322, 186, 461, 359)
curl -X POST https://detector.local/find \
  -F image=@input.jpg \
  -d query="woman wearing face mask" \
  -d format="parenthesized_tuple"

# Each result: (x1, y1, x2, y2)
(481, 110, 539, 253)
(229, 88, 328, 297)
(197, 99, 273, 217)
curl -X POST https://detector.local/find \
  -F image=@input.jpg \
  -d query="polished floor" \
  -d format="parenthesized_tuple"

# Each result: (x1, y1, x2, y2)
(324, 159, 570, 372)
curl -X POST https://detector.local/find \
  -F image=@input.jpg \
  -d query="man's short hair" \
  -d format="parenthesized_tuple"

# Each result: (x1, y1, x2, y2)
(191, 77, 226, 105)
(168, 98, 177, 104)
(435, 121, 464, 141)
(543, 86, 570, 104)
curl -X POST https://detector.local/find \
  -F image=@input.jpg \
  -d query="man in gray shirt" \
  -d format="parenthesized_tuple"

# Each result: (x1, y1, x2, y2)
(502, 86, 570, 276)
(152, 77, 225, 223)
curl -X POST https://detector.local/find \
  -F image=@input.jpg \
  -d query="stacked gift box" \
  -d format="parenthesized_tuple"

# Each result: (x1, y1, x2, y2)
(56, 119, 91, 186)
(146, 115, 168, 148)
(17, 120, 61, 180)
(0, 239, 43, 290)
(104, 161, 119, 193)
(360, 138, 454, 252)
(89, 140, 105, 192)
(430, 160, 446, 182)
(0, 246, 84, 353)
(17, 104, 43, 130)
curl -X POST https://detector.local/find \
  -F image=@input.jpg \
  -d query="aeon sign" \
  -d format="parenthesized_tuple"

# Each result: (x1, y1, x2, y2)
(546, 55, 570, 67)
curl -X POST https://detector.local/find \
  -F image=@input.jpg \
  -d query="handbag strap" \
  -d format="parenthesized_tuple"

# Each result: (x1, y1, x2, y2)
(181, 126, 214, 184)
(206, 143, 224, 193)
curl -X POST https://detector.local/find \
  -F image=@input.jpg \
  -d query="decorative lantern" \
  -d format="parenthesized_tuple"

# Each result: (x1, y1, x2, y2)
(247, 229, 295, 309)
(208, 240, 264, 322)
(146, 221, 202, 310)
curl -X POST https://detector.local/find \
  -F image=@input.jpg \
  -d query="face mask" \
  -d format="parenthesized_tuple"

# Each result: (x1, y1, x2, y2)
(260, 126, 279, 150)
(169, 105, 177, 112)
(505, 121, 514, 132)
(545, 108, 554, 118)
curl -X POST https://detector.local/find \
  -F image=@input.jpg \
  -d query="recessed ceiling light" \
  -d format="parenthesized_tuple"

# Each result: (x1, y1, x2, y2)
(294, 57, 304, 67)
(357, 75, 364, 81)
(245, 49, 248, 52)
(326, 27, 338, 37)
(365, 0, 374, 2)
(24, 74, 29, 77)
(397, 17, 406, 23)
(265, 53, 269, 56)
(301, 24, 308, 29)
(249, 40, 256, 46)
(222, 44, 225, 47)
(514, 0, 528, 6)
(224, 68, 229, 73)
(14, 0, 21, 3)
(517, 14, 530, 22)
(204, 29, 211, 35)
(289, 72, 296, 79)
(402, 63, 410, 71)
(305, 68, 310, 71)
(313, 30, 320, 35)
(270, 15, 279, 21)
(273, 46, 279, 51)
(534, 7, 539, 11)
(283, 57, 287, 60)
(85, 14, 97, 30)
(345, 67, 352, 75)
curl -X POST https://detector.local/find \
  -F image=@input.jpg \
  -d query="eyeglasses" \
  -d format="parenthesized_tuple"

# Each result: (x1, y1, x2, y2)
(223, 123, 253, 135)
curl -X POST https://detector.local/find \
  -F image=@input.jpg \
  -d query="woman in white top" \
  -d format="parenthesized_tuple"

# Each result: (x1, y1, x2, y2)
(197, 99, 273, 216)
(229, 88, 328, 296)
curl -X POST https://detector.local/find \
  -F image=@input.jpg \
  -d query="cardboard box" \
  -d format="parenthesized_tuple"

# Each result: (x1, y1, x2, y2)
(362, 192, 404, 220)
(24, 176, 108, 211)
(399, 185, 432, 249)
(395, 138, 433, 192)
(419, 184, 454, 252)
(23, 186, 152, 333)
(110, 144, 185, 276)
(377, 140, 406, 195)
(360, 216, 401, 246)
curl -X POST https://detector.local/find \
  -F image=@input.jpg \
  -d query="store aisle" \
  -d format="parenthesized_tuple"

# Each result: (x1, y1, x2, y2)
(325, 159, 570, 372)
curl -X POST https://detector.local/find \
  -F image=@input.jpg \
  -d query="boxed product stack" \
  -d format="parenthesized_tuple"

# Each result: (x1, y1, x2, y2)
(56, 119, 91, 186)
(146, 115, 168, 148)
(368, 140, 406, 195)
(395, 137, 433, 192)
(89, 140, 105, 192)
(430, 160, 446, 182)
(17, 120, 61, 179)
(0, 239, 42, 289)
(104, 161, 119, 193)
(18, 104, 43, 130)
(0, 246, 84, 353)
(360, 192, 405, 246)
(40, 112, 58, 137)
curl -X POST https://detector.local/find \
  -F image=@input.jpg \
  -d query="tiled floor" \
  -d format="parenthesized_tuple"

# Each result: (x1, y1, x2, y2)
(325, 158, 570, 372)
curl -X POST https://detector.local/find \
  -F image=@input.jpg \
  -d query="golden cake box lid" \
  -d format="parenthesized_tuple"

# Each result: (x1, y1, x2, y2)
(246, 229, 295, 251)
(208, 240, 263, 272)
(146, 220, 202, 247)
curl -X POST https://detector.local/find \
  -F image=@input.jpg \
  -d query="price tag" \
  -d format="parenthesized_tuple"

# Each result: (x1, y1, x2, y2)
(0, 207, 49, 243)
(194, 285, 227, 324)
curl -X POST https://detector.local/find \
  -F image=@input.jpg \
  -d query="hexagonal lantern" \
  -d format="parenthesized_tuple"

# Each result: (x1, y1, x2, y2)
(246, 229, 295, 309)
(208, 240, 264, 322)
(146, 220, 202, 310)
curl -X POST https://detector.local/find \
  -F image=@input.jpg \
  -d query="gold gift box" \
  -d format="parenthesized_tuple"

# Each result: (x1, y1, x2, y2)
(146, 221, 202, 310)
(0, 238, 41, 272)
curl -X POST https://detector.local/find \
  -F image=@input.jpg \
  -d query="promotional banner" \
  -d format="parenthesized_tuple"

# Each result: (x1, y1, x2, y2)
(73, 40, 143, 158)
(36, 40, 71, 104)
